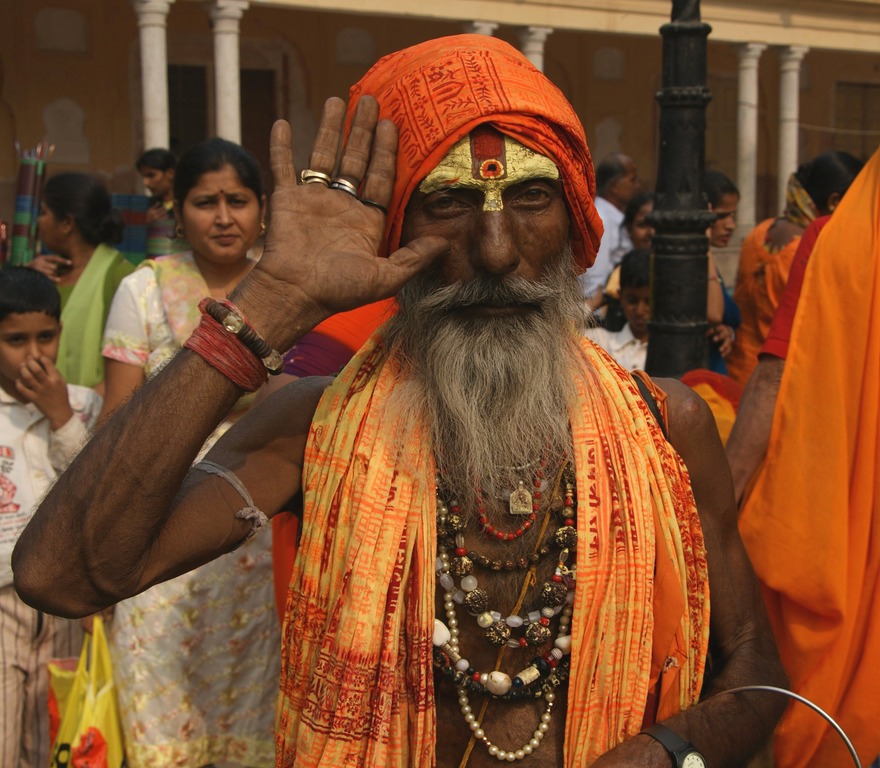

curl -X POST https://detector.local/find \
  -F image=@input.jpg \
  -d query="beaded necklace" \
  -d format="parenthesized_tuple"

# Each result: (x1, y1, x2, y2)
(433, 462, 578, 763)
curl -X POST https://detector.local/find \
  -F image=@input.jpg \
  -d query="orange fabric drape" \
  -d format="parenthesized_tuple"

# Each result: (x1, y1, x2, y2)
(271, 300, 395, 619)
(726, 219, 802, 386)
(274, 334, 708, 767)
(344, 34, 603, 272)
(739, 147, 880, 768)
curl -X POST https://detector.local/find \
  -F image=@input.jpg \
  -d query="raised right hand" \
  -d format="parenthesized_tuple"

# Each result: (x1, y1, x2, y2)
(243, 96, 448, 341)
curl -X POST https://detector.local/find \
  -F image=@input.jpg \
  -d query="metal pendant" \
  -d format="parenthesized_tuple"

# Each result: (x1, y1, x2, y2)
(509, 480, 533, 515)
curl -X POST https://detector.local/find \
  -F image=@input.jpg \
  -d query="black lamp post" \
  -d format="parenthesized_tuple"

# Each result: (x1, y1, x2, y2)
(644, 0, 714, 377)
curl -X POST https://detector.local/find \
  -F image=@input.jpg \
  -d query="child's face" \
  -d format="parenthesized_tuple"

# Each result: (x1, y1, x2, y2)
(0, 313, 62, 398)
(620, 285, 651, 341)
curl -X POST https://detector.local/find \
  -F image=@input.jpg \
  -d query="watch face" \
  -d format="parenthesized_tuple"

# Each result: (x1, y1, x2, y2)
(682, 753, 707, 768)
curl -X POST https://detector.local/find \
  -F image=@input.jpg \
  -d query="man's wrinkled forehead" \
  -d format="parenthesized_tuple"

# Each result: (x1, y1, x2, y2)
(418, 126, 559, 211)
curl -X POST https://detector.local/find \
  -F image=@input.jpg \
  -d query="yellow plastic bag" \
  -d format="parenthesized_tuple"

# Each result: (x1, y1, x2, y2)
(50, 616, 125, 768)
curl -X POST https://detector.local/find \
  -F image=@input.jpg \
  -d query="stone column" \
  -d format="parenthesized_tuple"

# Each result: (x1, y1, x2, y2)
(777, 46, 809, 212)
(463, 21, 498, 36)
(132, 0, 174, 149)
(519, 26, 553, 73)
(736, 43, 766, 236)
(208, 0, 249, 143)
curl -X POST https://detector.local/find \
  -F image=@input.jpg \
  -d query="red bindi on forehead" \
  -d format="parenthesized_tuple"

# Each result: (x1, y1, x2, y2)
(471, 127, 507, 181)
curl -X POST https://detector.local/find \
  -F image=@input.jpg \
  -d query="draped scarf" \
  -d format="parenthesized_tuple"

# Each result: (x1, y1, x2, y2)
(739, 147, 880, 768)
(276, 333, 709, 767)
(57, 243, 132, 388)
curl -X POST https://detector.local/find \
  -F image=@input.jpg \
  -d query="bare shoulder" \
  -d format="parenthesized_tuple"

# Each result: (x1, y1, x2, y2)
(651, 376, 717, 451)
(647, 376, 736, 531)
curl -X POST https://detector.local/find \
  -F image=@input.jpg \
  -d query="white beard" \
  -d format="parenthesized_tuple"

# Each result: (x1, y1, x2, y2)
(383, 245, 590, 514)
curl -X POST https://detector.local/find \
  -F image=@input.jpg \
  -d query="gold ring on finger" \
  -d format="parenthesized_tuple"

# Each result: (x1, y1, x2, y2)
(300, 169, 332, 186)
(329, 178, 359, 197)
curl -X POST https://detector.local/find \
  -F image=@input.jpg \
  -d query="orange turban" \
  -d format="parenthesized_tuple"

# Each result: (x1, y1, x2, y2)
(346, 34, 603, 271)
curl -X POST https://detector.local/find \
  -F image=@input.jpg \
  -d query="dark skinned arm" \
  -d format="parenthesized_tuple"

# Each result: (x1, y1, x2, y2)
(725, 356, 785, 506)
(12, 97, 447, 617)
(592, 379, 787, 767)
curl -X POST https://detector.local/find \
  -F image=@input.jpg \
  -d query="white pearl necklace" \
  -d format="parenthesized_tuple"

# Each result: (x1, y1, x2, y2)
(458, 688, 557, 762)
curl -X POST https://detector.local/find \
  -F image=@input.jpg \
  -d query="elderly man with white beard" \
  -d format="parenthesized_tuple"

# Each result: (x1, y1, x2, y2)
(13, 36, 785, 768)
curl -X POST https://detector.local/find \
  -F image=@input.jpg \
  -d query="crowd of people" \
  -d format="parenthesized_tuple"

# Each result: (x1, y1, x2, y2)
(1, 31, 878, 768)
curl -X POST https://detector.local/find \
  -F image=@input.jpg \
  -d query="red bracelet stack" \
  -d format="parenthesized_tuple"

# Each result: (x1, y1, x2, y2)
(184, 298, 283, 391)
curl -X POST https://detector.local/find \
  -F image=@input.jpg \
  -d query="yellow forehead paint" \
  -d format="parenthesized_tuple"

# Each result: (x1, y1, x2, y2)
(419, 127, 559, 211)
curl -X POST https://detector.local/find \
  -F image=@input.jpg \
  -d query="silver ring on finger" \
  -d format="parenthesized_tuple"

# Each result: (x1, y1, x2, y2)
(329, 178, 359, 197)
(360, 198, 388, 216)
(300, 169, 332, 186)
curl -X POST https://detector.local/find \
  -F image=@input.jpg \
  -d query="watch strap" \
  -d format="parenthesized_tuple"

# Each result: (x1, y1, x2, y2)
(641, 723, 699, 766)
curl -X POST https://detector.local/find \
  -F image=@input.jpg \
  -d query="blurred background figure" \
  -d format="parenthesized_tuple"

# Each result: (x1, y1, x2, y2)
(599, 190, 653, 332)
(703, 169, 741, 374)
(586, 248, 650, 370)
(30, 172, 134, 392)
(580, 152, 641, 309)
(136, 148, 189, 257)
(101, 138, 277, 768)
(725, 150, 863, 386)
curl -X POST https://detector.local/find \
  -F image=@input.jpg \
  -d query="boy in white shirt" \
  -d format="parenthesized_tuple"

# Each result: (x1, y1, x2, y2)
(586, 249, 651, 371)
(0, 267, 101, 768)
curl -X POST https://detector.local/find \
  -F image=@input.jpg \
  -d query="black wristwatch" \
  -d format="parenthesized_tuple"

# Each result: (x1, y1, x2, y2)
(642, 723, 707, 767)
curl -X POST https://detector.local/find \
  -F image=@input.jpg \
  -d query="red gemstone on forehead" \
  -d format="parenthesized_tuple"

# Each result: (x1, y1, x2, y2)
(471, 125, 507, 181)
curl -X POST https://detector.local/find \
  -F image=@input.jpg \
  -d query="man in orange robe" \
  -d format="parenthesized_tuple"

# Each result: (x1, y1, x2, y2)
(734, 148, 880, 768)
(14, 36, 785, 767)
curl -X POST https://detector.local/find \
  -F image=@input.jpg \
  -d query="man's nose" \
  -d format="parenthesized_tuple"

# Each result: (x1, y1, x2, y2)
(471, 211, 520, 276)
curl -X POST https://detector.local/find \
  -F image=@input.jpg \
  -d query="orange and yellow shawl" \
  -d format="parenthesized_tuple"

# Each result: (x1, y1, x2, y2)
(276, 335, 709, 767)
(739, 147, 880, 768)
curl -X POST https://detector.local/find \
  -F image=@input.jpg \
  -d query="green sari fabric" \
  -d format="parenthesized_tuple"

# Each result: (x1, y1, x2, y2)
(56, 243, 135, 388)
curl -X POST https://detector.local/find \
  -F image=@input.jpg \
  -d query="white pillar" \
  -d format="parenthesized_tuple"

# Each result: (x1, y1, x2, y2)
(463, 21, 499, 36)
(519, 26, 553, 73)
(777, 46, 809, 212)
(736, 43, 766, 236)
(132, 0, 174, 149)
(208, 0, 249, 143)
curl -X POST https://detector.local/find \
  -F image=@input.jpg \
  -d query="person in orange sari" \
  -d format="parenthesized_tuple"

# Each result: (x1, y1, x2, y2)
(726, 151, 862, 387)
(730, 147, 880, 768)
(14, 36, 785, 768)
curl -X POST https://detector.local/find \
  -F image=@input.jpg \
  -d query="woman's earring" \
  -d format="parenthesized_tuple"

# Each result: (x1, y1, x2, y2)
(175, 224, 185, 238)
(260, 221, 266, 236)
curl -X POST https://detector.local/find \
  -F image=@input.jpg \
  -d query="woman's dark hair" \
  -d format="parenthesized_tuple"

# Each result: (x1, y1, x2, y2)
(619, 248, 651, 290)
(796, 150, 864, 214)
(173, 138, 263, 204)
(702, 170, 739, 208)
(136, 147, 176, 173)
(0, 267, 61, 322)
(42, 172, 124, 247)
(623, 191, 654, 231)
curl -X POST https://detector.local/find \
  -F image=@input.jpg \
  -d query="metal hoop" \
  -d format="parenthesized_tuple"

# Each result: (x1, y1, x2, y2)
(329, 178, 359, 197)
(299, 169, 332, 186)
(716, 685, 862, 768)
(360, 198, 388, 216)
